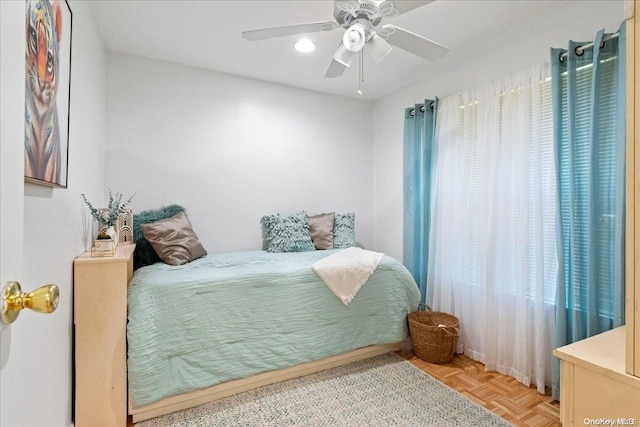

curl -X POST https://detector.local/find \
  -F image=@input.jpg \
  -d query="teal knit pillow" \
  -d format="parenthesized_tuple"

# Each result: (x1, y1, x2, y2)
(133, 204, 187, 269)
(262, 212, 315, 253)
(334, 213, 355, 249)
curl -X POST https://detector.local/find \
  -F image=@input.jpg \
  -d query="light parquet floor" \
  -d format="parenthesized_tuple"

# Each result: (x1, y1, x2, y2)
(401, 351, 561, 427)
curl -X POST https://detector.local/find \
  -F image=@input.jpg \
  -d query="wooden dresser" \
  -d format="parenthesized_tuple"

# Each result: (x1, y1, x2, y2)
(553, 327, 640, 426)
(74, 244, 135, 427)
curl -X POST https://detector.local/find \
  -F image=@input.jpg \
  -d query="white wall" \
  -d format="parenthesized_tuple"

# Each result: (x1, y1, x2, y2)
(371, 0, 625, 261)
(19, 1, 106, 425)
(105, 54, 374, 253)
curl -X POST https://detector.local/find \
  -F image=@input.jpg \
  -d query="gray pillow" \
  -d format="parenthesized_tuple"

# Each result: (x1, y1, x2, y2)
(334, 212, 355, 248)
(262, 211, 315, 253)
(308, 212, 335, 250)
(133, 204, 186, 269)
(141, 212, 207, 266)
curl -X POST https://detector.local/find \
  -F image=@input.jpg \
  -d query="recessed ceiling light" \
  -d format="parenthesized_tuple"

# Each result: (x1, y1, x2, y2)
(294, 39, 315, 53)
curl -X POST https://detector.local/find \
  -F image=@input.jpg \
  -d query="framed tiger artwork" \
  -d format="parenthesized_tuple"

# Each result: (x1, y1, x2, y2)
(24, 0, 72, 188)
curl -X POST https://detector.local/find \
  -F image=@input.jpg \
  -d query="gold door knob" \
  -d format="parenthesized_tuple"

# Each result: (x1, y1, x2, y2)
(1, 281, 59, 324)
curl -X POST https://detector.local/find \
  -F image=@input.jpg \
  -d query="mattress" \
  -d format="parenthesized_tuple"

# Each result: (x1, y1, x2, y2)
(127, 249, 420, 408)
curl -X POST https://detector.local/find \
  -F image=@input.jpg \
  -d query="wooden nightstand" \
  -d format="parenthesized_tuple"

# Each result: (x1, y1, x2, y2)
(74, 244, 135, 427)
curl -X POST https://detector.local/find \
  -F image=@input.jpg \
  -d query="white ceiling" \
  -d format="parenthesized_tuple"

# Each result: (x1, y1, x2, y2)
(91, 0, 578, 101)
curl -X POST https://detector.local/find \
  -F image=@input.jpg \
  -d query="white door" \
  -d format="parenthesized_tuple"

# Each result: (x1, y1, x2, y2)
(1, 1, 28, 426)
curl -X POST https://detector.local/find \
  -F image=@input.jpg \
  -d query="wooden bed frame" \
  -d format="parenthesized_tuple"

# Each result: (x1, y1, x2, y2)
(129, 342, 403, 423)
(75, 243, 411, 426)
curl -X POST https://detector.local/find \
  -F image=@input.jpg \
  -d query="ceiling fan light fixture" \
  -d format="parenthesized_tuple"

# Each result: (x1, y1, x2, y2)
(333, 43, 354, 67)
(243, 0, 445, 81)
(294, 38, 316, 53)
(368, 34, 392, 62)
(342, 24, 366, 52)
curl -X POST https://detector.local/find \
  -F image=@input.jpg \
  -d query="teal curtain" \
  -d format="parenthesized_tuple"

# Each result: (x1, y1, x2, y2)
(551, 24, 626, 400)
(403, 98, 437, 304)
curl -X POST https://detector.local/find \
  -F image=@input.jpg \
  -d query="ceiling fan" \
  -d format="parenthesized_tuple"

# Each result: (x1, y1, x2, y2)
(242, 0, 449, 78)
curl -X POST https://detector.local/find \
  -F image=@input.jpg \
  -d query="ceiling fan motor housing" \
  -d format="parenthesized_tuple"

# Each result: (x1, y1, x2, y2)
(334, 1, 384, 28)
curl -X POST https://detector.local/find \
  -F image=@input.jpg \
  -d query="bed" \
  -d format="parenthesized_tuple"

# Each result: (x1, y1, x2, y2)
(126, 248, 420, 422)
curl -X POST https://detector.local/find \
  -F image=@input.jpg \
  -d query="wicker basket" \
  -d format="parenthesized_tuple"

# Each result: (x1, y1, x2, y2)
(408, 309, 460, 364)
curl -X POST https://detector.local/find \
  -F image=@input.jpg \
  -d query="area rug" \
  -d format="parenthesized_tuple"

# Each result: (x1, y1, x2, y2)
(137, 353, 513, 427)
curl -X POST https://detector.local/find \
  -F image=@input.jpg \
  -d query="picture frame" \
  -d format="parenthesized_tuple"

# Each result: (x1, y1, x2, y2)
(24, 0, 73, 188)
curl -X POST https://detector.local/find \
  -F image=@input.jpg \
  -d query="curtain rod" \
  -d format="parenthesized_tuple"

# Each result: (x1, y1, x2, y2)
(408, 102, 436, 116)
(559, 32, 620, 61)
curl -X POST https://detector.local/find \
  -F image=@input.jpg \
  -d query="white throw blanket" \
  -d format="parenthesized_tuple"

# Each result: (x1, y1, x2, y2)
(311, 247, 385, 305)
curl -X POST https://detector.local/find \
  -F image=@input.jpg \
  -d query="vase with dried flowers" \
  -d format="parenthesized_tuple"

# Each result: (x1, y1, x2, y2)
(82, 190, 135, 245)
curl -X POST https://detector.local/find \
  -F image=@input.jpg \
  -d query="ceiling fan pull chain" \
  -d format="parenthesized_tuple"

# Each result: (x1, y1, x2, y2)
(357, 49, 364, 96)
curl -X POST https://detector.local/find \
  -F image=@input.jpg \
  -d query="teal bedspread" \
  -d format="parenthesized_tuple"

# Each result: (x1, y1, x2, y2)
(127, 249, 420, 408)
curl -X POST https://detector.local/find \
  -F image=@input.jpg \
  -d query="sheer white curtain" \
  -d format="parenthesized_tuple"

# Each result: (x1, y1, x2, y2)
(427, 63, 557, 393)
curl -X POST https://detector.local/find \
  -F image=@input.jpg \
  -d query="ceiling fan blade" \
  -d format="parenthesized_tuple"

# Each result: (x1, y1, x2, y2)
(381, 24, 448, 61)
(242, 21, 338, 41)
(368, 34, 392, 62)
(378, 0, 434, 17)
(325, 58, 348, 78)
(333, 43, 355, 67)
